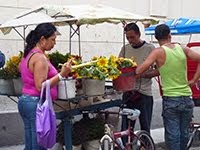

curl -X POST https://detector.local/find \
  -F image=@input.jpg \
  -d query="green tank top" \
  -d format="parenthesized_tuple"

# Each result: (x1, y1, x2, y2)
(158, 44, 191, 96)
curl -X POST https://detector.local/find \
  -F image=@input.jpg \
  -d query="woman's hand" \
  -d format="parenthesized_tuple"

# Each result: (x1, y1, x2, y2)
(60, 60, 72, 77)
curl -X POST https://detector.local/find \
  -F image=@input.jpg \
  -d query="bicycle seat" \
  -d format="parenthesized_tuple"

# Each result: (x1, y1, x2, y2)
(121, 108, 140, 121)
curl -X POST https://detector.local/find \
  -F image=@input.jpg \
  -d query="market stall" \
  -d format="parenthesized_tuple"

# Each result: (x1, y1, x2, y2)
(0, 4, 158, 150)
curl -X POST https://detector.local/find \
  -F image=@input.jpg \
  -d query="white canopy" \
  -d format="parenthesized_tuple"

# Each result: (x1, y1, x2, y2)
(41, 4, 157, 25)
(0, 4, 158, 34)
(0, 4, 158, 54)
(0, 12, 76, 34)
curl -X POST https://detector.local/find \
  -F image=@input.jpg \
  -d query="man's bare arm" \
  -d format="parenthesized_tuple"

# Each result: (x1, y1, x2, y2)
(184, 46, 200, 61)
(140, 69, 160, 78)
(136, 48, 160, 75)
(184, 46, 200, 86)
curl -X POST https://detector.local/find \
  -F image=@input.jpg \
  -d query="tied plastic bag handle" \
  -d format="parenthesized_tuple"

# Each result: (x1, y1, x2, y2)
(39, 80, 53, 110)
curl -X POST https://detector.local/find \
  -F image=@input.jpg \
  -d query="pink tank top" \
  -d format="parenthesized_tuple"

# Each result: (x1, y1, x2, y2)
(20, 49, 58, 100)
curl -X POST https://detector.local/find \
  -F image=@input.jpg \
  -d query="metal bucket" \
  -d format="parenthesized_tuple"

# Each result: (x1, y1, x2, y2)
(0, 79, 15, 95)
(13, 78, 23, 96)
(82, 79, 105, 96)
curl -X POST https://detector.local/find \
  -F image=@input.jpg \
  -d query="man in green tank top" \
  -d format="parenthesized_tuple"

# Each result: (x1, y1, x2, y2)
(119, 23, 159, 144)
(136, 24, 200, 150)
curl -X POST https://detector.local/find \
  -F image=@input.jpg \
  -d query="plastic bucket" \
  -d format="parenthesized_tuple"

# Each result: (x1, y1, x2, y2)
(113, 67, 136, 92)
(58, 79, 76, 99)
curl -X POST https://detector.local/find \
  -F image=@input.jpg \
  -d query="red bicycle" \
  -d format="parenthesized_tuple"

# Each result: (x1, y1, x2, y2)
(99, 108, 155, 150)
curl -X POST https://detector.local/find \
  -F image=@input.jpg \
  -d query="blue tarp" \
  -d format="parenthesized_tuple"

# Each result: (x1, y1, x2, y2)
(145, 18, 200, 35)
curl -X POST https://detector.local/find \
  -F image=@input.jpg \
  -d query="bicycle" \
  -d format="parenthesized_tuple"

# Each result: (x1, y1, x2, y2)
(99, 108, 155, 150)
(187, 121, 200, 149)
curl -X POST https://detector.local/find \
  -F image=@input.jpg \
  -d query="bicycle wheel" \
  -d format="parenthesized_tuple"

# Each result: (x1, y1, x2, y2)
(131, 130, 155, 150)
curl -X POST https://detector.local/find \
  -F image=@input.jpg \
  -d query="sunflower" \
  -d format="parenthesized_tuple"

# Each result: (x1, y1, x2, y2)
(97, 57, 108, 67)
(108, 55, 118, 68)
(5, 52, 23, 79)
(72, 55, 136, 80)
(116, 57, 137, 68)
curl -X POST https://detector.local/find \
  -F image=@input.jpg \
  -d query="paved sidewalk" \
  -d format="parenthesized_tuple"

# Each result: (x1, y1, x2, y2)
(0, 127, 199, 150)
(0, 145, 24, 150)
(0, 128, 168, 150)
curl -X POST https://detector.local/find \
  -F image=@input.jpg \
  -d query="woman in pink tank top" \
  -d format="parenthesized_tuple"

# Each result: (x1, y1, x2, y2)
(18, 23, 72, 150)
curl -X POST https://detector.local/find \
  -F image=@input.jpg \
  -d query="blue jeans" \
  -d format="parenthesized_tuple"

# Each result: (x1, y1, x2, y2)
(162, 96, 194, 150)
(121, 93, 153, 143)
(18, 95, 46, 150)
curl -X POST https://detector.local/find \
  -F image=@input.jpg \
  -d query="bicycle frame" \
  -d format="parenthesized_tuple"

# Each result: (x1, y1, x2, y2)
(99, 119, 147, 150)
(112, 121, 146, 150)
(98, 109, 153, 150)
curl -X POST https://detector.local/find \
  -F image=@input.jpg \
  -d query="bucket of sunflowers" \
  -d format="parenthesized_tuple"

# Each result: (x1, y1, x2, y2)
(73, 56, 121, 96)
(112, 57, 137, 92)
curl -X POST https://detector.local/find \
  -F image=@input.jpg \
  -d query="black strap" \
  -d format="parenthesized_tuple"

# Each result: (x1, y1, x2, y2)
(27, 52, 39, 69)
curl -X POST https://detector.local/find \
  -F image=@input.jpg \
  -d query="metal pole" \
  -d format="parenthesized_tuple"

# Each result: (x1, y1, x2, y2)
(69, 25, 72, 54)
(150, 35, 153, 43)
(123, 27, 126, 57)
(23, 26, 26, 49)
(78, 26, 81, 56)
(121, 20, 126, 57)
(64, 118, 73, 150)
(188, 34, 192, 43)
